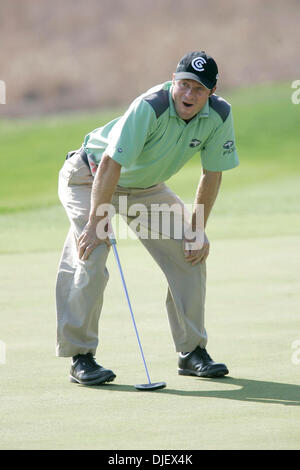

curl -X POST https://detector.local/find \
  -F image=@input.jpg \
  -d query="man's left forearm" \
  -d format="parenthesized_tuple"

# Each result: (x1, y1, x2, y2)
(192, 169, 222, 229)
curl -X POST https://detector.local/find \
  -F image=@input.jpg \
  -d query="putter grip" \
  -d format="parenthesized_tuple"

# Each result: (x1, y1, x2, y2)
(108, 221, 116, 245)
(108, 234, 116, 245)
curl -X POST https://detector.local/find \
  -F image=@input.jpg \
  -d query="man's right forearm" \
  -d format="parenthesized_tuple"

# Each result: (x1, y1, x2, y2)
(88, 153, 121, 224)
(78, 154, 121, 260)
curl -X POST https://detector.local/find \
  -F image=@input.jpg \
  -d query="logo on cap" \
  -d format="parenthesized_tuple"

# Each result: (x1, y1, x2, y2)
(191, 57, 207, 72)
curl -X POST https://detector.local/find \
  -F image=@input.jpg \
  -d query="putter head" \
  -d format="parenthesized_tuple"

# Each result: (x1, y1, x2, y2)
(135, 382, 167, 391)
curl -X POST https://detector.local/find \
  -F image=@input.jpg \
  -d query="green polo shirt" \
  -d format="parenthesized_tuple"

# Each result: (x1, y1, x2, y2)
(83, 81, 239, 188)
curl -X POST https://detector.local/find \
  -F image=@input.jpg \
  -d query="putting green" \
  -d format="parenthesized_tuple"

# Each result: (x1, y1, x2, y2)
(0, 233, 300, 450)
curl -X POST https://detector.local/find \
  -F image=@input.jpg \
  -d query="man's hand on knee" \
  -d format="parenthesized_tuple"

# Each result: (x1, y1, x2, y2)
(78, 221, 111, 261)
(183, 232, 210, 265)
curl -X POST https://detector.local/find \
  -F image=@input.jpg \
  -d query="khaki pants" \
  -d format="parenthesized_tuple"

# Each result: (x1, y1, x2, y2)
(56, 151, 207, 357)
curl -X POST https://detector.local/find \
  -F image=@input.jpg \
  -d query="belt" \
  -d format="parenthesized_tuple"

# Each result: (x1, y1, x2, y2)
(66, 150, 158, 190)
(117, 183, 159, 190)
(65, 147, 89, 167)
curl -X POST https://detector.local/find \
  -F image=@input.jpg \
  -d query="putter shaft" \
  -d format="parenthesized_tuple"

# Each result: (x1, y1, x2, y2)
(111, 241, 152, 385)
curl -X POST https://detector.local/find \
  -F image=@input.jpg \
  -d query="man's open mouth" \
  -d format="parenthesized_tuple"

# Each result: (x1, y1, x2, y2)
(183, 102, 193, 108)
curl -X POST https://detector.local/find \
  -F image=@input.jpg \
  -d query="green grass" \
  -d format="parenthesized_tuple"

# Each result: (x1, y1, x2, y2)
(0, 82, 300, 450)
(0, 110, 120, 212)
(1, 237, 300, 450)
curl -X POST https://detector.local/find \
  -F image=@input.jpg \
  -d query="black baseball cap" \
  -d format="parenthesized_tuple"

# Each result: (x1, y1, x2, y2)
(175, 51, 218, 90)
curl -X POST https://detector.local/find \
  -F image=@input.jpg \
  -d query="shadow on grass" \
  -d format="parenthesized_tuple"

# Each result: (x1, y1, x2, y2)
(83, 377, 300, 406)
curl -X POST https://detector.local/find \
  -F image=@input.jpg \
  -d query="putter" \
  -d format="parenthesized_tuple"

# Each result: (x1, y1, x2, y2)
(109, 232, 166, 392)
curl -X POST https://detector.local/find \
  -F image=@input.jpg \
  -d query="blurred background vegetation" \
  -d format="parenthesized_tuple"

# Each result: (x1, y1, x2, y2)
(0, 0, 299, 116)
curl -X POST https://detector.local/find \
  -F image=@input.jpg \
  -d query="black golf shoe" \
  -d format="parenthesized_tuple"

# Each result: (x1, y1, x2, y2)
(70, 353, 116, 385)
(178, 347, 229, 378)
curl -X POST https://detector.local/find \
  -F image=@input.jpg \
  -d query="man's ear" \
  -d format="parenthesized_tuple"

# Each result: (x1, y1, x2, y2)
(209, 85, 217, 96)
(171, 73, 176, 85)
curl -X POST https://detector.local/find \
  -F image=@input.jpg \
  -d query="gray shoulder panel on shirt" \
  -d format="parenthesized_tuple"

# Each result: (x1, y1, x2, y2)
(143, 89, 170, 119)
(209, 95, 231, 122)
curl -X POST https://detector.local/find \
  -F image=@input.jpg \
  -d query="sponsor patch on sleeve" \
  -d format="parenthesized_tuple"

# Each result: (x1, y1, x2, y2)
(223, 140, 235, 155)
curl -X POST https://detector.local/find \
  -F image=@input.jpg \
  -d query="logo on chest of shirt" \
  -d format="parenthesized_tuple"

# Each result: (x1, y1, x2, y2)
(189, 139, 202, 148)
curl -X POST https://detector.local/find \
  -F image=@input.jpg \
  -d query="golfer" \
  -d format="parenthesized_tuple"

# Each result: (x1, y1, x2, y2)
(56, 51, 239, 385)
